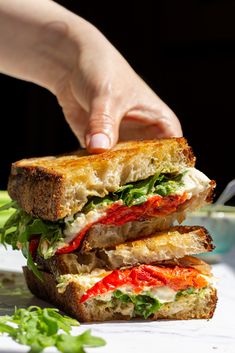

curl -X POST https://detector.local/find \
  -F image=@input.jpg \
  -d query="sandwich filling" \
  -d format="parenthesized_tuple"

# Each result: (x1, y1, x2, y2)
(0, 167, 212, 278)
(57, 263, 212, 319)
(58, 167, 210, 253)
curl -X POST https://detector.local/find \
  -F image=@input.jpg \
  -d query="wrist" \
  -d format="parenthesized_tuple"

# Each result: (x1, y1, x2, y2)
(37, 14, 107, 94)
(32, 14, 80, 93)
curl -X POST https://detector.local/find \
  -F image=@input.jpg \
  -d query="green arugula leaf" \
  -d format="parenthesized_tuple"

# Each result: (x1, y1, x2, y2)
(43, 308, 78, 334)
(0, 322, 16, 335)
(0, 306, 105, 353)
(0, 201, 18, 246)
(0, 190, 12, 205)
(0, 200, 17, 212)
(132, 294, 162, 319)
(113, 289, 132, 303)
(176, 287, 195, 299)
(25, 245, 43, 281)
(113, 290, 162, 319)
(84, 172, 185, 210)
(0, 200, 64, 278)
(56, 330, 106, 353)
(82, 195, 114, 213)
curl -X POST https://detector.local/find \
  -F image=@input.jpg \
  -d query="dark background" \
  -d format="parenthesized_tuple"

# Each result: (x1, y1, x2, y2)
(0, 0, 234, 203)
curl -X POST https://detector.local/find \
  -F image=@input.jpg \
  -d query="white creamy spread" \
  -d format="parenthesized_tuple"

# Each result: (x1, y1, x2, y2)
(149, 286, 177, 303)
(57, 269, 110, 293)
(63, 208, 107, 243)
(94, 286, 178, 303)
(115, 285, 177, 303)
(177, 167, 210, 198)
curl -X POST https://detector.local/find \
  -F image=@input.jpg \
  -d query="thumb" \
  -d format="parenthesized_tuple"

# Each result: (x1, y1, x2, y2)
(85, 97, 121, 153)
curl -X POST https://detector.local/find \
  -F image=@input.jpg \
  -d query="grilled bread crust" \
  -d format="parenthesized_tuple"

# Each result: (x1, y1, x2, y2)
(37, 226, 214, 276)
(23, 267, 217, 322)
(8, 138, 195, 221)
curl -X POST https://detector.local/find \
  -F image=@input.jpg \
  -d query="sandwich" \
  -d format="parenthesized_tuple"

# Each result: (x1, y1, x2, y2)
(0, 138, 217, 321)
(23, 226, 217, 322)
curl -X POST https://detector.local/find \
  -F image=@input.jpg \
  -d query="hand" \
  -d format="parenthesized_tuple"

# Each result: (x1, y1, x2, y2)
(55, 25, 182, 153)
(0, 0, 182, 153)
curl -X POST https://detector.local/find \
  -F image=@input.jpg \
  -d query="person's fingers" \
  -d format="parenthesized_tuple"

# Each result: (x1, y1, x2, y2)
(56, 84, 88, 147)
(123, 104, 183, 138)
(122, 78, 183, 138)
(85, 97, 122, 153)
(64, 106, 88, 147)
(119, 119, 181, 141)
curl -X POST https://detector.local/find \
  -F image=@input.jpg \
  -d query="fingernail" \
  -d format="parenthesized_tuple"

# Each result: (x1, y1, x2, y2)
(88, 133, 110, 151)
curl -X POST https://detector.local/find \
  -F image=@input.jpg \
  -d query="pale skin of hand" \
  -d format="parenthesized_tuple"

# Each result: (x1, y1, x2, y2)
(0, 0, 182, 153)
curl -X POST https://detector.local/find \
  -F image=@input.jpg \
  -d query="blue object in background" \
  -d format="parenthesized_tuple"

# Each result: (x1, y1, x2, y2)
(182, 205, 235, 257)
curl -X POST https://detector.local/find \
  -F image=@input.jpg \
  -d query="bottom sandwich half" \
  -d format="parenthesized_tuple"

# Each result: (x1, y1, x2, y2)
(23, 256, 217, 322)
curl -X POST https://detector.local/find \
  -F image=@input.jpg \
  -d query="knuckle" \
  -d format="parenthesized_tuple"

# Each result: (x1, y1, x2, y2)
(89, 112, 115, 131)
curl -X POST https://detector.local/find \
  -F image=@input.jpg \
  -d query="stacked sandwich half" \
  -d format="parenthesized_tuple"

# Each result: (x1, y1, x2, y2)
(1, 138, 217, 321)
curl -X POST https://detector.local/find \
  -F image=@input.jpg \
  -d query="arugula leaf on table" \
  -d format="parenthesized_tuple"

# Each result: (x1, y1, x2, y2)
(57, 330, 106, 353)
(0, 306, 106, 353)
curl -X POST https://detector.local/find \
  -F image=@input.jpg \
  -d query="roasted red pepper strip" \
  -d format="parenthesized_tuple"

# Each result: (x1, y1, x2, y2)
(56, 224, 91, 255)
(80, 264, 208, 303)
(57, 193, 188, 254)
(100, 193, 188, 225)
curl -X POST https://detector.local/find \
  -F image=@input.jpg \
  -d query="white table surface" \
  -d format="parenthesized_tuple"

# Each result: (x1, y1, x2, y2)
(0, 246, 235, 353)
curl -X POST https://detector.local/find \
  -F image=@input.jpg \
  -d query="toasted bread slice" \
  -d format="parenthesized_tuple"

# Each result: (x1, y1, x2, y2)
(8, 138, 195, 221)
(37, 226, 214, 276)
(98, 226, 214, 269)
(23, 266, 217, 322)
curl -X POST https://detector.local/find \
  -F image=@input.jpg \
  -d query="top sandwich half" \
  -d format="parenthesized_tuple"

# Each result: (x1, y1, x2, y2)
(8, 138, 198, 220)
(6, 138, 215, 258)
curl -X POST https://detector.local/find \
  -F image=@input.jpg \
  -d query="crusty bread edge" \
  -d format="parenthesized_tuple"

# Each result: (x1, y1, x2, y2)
(8, 166, 65, 221)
